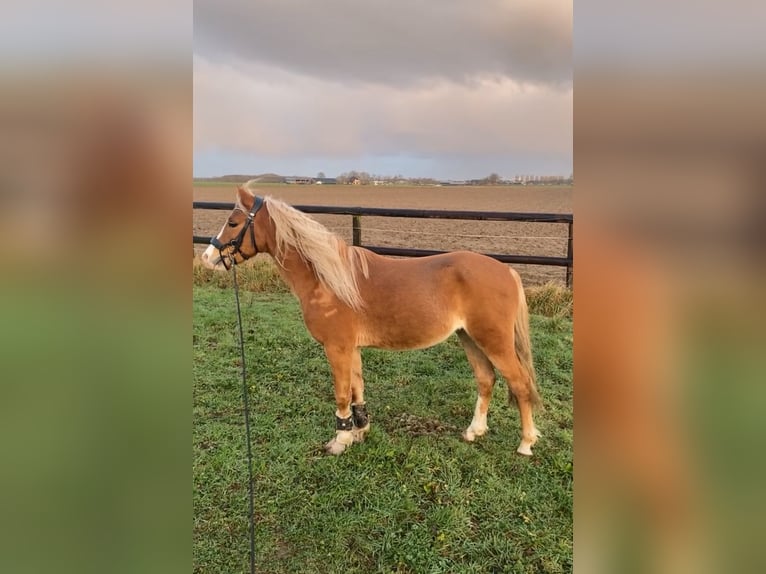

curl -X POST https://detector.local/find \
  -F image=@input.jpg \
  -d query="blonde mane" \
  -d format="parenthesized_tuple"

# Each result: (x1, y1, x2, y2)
(258, 196, 370, 310)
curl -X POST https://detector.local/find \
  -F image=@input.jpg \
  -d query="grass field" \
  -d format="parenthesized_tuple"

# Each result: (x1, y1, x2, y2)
(193, 284, 572, 573)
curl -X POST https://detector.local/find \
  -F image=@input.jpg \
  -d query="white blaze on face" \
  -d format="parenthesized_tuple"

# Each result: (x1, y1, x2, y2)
(200, 221, 228, 270)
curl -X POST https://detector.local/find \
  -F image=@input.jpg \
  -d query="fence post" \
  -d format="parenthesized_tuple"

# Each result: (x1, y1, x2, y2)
(565, 221, 573, 288)
(352, 215, 362, 246)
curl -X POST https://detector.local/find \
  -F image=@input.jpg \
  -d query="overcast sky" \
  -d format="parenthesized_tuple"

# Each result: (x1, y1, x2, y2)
(194, 0, 572, 179)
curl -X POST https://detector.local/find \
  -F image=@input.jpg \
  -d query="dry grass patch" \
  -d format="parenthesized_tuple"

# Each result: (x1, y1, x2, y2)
(192, 256, 287, 293)
(526, 282, 573, 319)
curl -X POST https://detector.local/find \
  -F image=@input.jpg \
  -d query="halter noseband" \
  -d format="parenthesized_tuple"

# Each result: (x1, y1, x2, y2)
(210, 195, 265, 270)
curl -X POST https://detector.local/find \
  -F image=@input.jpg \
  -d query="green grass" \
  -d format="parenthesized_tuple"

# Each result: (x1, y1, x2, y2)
(193, 286, 572, 573)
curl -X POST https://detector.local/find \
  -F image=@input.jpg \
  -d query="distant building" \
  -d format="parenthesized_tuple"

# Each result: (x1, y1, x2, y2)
(440, 180, 468, 186)
(284, 176, 314, 184)
(315, 177, 337, 185)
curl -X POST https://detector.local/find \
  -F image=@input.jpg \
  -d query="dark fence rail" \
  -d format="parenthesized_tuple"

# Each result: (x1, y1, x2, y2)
(193, 202, 573, 286)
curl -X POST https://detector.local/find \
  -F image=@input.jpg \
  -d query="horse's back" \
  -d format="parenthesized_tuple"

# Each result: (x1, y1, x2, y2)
(362, 250, 514, 296)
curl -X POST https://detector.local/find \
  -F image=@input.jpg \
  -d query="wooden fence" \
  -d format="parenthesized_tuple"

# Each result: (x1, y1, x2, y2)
(193, 202, 573, 287)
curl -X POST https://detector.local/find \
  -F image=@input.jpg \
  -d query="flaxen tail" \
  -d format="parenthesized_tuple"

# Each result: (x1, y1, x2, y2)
(510, 269, 542, 409)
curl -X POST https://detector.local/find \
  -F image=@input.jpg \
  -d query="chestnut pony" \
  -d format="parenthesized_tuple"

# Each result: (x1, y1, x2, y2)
(202, 186, 541, 456)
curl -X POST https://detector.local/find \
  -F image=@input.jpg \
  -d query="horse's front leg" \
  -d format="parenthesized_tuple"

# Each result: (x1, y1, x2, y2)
(350, 349, 370, 443)
(323, 344, 355, 455)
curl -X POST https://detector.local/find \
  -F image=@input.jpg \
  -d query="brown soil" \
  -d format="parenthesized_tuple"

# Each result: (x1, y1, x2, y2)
(193, 184, 573, 286)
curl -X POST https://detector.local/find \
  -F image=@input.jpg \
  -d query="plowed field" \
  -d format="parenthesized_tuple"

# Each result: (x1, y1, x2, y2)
(193, 184, 572, 286)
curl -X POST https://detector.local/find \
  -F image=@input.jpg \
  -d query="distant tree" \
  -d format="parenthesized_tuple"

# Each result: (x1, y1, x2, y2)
(317, 171, 326, 179)
(487, 173, 501, 185)
(337, 171, 358, 184)
(337, 170, 370, 184)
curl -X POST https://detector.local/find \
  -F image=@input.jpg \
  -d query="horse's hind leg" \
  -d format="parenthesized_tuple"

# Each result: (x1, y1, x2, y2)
(350, 349, 370, 443)
(491, 351, 540, 455)
(468, 333, 540, 455)
(457, 330, 496, 442)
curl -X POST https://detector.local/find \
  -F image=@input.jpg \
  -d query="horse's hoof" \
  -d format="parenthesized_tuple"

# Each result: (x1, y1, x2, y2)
(352, 425, 370, 443)
(516, 443, 534, 456)
(324, 438, 348, 456)
(517, 428, 540, 455)
(463, 427, 487, 442)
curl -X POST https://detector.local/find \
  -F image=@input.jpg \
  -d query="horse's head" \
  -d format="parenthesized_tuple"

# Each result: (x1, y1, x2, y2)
(201, 186, 268, 270)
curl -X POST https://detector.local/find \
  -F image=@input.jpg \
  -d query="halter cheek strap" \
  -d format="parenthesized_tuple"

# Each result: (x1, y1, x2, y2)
(211, 196, 265, 268)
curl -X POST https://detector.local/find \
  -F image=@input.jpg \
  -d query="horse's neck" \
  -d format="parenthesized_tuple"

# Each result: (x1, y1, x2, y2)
(271, 246, 320, 300)
(262, 215, 322, 302)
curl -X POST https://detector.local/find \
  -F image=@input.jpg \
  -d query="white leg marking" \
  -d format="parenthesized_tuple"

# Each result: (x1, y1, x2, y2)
(516, 428, 541, 456)
(463, 397, 488, 442)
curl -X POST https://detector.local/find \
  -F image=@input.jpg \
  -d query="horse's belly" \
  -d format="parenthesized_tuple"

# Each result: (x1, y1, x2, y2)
(357, 316, 464, 350)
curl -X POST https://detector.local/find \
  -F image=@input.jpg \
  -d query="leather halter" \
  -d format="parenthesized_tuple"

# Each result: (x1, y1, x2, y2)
(210, 195, 265, 270)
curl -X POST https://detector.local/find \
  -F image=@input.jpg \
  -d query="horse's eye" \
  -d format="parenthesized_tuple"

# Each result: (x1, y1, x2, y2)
(228, 220, 238, 228)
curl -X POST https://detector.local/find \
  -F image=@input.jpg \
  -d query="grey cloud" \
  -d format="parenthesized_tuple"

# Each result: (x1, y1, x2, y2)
(194, 0, 571, 87)
(194, 55, 571, 160)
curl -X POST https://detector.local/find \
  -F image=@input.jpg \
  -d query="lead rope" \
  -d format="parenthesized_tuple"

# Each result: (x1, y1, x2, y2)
(232, 261, 256, 574)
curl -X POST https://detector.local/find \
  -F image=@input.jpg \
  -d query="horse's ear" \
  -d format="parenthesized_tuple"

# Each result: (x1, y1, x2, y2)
(236, 185, 254, 209)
